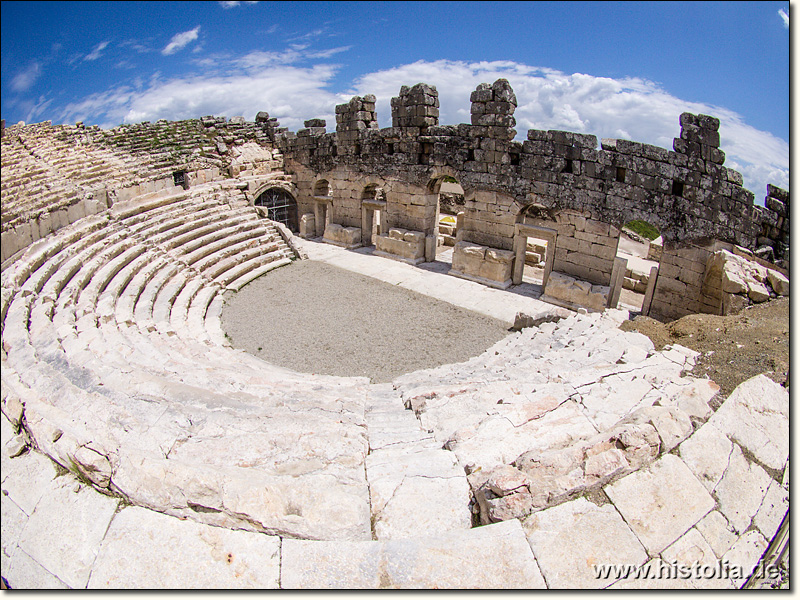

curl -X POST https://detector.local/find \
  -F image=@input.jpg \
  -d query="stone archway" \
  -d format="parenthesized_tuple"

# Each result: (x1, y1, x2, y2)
(255, 187, 299, 232)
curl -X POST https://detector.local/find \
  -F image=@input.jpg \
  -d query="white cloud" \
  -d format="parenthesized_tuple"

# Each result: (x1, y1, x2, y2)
(10, 61, 42, 92)
(84, 40, 110, 61)
(53, 57, 787, 200)
(219, 1, 259, 8)
(57, 65, 342, 131)
(778, 8, 789, 28)
(162, 26, 201, 56)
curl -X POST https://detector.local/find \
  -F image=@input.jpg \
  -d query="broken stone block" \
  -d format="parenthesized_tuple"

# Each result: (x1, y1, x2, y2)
(708, 374, 789, 471)
(766, 270, 789, 296)
(623, 405, 693, 452)
(605, 454, 715, 555)
(523, 497, 647, 589)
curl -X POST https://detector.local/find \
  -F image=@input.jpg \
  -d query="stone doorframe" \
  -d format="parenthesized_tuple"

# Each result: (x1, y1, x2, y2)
(312, 196, 332, 237)
(512, 224, 557, 288)
(361, 199, 387, 246)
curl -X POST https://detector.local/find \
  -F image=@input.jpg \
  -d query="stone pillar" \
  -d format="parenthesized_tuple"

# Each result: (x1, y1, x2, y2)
(390, 83, 439, 136)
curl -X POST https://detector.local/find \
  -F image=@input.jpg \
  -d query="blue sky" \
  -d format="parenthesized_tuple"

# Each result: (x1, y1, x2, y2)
(1, 1, 790, 200)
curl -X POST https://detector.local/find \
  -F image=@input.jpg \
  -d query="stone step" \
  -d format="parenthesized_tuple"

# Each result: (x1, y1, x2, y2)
(123, 194, 239, 239)
(157, 208, 255, 252)
(181, 222, 270, 267)
(110, 189, 192, 221)
(2, 214, 110, 291)
(185, 285, 220, 344)
(77, 245, 145, 315)
(222, 256, 292, 291)
(121, 196, 222, 237)
(280, 519, 545, 589)
(202, 243, 278, 280)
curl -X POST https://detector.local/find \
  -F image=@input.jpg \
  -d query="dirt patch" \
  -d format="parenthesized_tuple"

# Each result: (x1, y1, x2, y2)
(221, 260, 510, 383)
(620, 297, 789, 398)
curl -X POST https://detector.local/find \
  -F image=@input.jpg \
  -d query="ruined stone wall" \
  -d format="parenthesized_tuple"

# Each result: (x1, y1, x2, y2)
(278, 78, 787, 317)
(520, 209, 620, 286)
(280, 80, 773, 253)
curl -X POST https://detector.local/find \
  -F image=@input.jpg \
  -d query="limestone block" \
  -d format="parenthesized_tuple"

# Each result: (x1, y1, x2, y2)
(678, 422, 732, 492)
(714, 444, 771, 533)
(388, 228, 405, 240)
(1, 447, 60, 515)
(658, 378, 718, 419)
(720, 530, 768, 588)
(1, 493, 27, 575)
(624, 405, 693, 452)
(523, 497, 647, 588)
(695, 511, 738, 558)
(752, 479, 788, 541)
(661, 528, 732, 589)
(88, 506, 281, 589)
(450, 241, 485, 275)
(299, 213, 316, 238)
(746, 279, 770, 302)
(367, 447, 471, 540)
(402, 230, 425, 244)
(707, 374, 789, 470)
(281, 519, 545, 589)
(605, 454, 715, 555)
(18, 477, 118, 589)
(766, 270, 789, 296)
(4, 546, 70, 589)
(323, 223, 361, 248)
(477, 247, 514, 283)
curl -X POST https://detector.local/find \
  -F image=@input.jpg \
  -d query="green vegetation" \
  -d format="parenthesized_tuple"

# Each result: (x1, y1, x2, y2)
(623, 219, 660, 241)
(441, 175, 458, 183)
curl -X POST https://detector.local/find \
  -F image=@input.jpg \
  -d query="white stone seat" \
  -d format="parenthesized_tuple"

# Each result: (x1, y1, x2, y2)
(180, 221, 270, 266)
(158, 208, 257, 252)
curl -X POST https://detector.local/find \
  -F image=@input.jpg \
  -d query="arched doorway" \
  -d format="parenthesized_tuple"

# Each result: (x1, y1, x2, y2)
(255, 187, 299, 232)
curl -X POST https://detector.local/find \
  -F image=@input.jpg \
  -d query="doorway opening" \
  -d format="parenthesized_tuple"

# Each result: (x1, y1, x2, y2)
(613, 219, 662, 314)
(361, 184, 386, 247)
(255, 187, 298, 232)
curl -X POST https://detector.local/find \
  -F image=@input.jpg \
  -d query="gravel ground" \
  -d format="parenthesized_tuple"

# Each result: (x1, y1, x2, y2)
(221, 260, 511, 383)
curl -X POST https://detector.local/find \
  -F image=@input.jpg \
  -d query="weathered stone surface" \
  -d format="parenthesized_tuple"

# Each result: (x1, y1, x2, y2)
(721, 530, 768, 588)
(659, 378, 718, 419)
(523, 497, 647, 589)
(753, 478, 789, 541)
(17, 476, 118, 589)
(281, 519, 546, 589)
(4, 546, 70, 589)
(88, 506, 280, 589)
(766, 270, 789, 295)
(708, 374, 789, 470)
(1, 447, 59, 515)
(1, 493, 28, 575)
(605, 454, 714, 555)
(678, 422, 732, 492)
(714, 444, 772, 533)
(695, 510, 738, 559)
(661, 528, 733, 589)
(623, 405, 692, 451)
